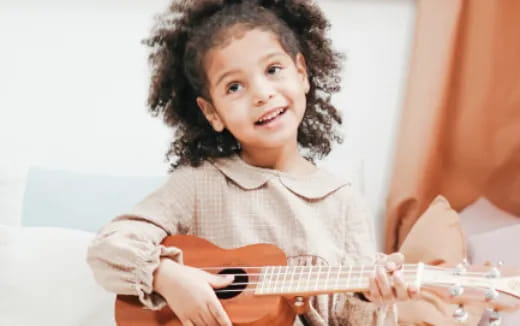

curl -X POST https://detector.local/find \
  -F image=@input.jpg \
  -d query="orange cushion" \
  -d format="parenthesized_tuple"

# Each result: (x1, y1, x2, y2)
(396, 195, 484, 325)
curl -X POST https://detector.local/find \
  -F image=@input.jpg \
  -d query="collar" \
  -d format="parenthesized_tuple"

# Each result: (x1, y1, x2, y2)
(210, 155, 349, 200)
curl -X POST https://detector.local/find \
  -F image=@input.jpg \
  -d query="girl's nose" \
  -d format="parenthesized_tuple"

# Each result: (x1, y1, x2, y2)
(252, 79, 275, 106)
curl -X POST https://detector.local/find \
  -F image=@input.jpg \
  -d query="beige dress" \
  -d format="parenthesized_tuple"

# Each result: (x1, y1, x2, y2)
(87, 155, 389, 325)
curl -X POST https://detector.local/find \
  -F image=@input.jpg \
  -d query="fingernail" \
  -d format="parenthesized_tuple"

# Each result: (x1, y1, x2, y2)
(386, 261, 396, 270)
(393, 270, 402, 279)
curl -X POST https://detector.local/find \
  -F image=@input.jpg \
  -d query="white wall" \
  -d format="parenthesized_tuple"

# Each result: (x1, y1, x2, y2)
(0, 0, 416, 248)
(319, 0, 416, 247)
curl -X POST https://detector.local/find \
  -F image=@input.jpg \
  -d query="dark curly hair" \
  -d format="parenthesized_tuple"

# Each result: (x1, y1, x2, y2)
(143, 0, 344, 169)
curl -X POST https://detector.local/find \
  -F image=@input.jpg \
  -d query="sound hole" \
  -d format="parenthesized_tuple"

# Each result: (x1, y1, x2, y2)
(215, 268, 248, 299)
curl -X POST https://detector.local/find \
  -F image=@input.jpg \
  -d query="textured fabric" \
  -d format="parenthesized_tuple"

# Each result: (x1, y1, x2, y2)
(87, 155, 388, 325)
(385, 0, 520, 253)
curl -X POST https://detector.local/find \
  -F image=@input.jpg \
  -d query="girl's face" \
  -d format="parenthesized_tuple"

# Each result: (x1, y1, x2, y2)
(196, 28, 310, 154)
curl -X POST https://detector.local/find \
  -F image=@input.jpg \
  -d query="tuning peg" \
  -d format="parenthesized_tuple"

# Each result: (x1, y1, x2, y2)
(488, 309, 501, 326)
(487, 266, 501, 278)
(461, 258, 470, 267)
(489, 319, 501, 326)
(455, 263, 467, 275)
(450, 284, 464, 297)
(453, 304, 469, 323)
(485, 288, 499, 301)
(497, 261, 504, 267)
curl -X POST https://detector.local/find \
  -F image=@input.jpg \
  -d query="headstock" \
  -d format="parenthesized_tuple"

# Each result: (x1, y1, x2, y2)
(414, 260, 520, 325)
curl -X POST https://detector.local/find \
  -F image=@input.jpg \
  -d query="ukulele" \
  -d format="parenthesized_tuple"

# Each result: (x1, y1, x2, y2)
(115, 235, 520, 326)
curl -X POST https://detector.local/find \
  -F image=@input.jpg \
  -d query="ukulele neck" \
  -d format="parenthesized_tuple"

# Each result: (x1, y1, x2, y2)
(254, 263, 424, 296)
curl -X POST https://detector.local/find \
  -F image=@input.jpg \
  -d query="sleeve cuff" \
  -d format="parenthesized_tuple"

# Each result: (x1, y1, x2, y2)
(135, 245, 184, 310)
(342, 294, 380, 325)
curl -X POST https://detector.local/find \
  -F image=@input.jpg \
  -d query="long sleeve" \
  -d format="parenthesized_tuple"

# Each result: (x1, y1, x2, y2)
(86, 166, 195, 309)
(335, 187, 394, 326)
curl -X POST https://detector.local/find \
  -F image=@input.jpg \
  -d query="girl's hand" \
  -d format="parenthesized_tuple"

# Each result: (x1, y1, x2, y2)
(153, 258, 234, 326)
(364, 252, 420, 305)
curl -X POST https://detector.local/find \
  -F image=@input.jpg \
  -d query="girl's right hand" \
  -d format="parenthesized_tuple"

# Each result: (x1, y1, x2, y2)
(153, 258, 235, 326)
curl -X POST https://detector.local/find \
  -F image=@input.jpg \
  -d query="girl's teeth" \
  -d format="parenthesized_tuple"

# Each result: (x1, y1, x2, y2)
(259, 108, 284, 123)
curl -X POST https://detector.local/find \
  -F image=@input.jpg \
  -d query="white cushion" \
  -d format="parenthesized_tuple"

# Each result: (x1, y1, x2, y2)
(0, 226, 115, 325)
(459, 197, 519, 237)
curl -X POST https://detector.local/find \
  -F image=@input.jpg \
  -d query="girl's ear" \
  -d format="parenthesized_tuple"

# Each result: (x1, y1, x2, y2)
(296, 53, 310, 94)
(196, 97, 225, 132)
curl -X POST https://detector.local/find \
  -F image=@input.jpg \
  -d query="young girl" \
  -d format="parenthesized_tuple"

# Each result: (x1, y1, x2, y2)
(87, 1, 418, 325)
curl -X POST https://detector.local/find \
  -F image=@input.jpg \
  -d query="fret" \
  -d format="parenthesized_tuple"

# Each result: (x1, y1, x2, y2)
(284, 266, 290, 292)
(285, 265, 292, 293)
(292, 265, 298, 293)
(280, 266, 285, 293)
(306, 266, 313, 292)
(258, 267, 266, 294)
(262, 266, 270, 294)
(282, 266, 289, 293)
(276, 266, 282, 293)
(297, 266, 304, 292)
(314, 265, 322, 291)
(259, 266, 265, 294)
(346, 264, 352, 291)
(358, 264, 364, 289)
(335, 265, 341, 290)
(326, 265, 332, 291)
(281, 266, 286, 293)
(269, 266, 275, 294)
(267, 266, 275, 292)
(372, 264, 377, 289)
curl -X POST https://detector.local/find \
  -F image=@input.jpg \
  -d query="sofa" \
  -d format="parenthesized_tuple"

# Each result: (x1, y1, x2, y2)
(1, 167, 519, 325)
(0, 167, 164, 325)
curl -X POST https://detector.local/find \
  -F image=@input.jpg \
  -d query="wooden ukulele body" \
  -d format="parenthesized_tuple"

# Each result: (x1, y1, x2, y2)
(115, 235, 297, 326)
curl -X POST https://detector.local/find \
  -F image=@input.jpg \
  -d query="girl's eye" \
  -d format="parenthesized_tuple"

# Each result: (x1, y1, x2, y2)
(226, 82, 242, 94)
(267, 65, 283, 75)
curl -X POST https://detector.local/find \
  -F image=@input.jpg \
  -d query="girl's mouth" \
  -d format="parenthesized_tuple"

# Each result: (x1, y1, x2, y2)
(254, 107, 287, 126)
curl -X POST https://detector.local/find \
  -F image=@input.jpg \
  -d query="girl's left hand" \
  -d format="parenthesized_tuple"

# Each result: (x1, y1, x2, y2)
(364, 252, 420, 305)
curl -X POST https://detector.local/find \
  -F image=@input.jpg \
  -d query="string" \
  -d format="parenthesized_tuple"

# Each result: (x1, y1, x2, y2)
(211, 276, 421, 288)
(195, 266, 493, 278)
(199, 264, 424, 271)
(211, 279, 496, 294)
(186, 264, 499, 295)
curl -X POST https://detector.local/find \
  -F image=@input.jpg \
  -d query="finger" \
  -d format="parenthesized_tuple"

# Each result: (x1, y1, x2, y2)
(375, 252, 387, 265)
(208, 273, 235, 289)
(191, 314, 206, 326)
(392, 270, 408, 300)
(198, 310, 218, 326)
(408, 283, 420, 299)
(386, 252, 405, 270)
(367, 269, 381, 304)
(375, 266, 394, 303)
(208, 300, 232, 326)
(180, 319, 194, 326)
(385, 260, 397, 272)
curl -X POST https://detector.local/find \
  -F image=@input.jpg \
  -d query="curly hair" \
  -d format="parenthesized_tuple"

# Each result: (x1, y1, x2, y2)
(143, 0, 344, 169)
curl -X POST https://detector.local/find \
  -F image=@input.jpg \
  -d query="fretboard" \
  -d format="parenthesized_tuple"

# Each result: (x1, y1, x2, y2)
(255, 264, 423, 296)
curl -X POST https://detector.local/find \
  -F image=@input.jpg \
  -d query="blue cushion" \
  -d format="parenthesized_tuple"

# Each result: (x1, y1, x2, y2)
(21, 167, 164, 232)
